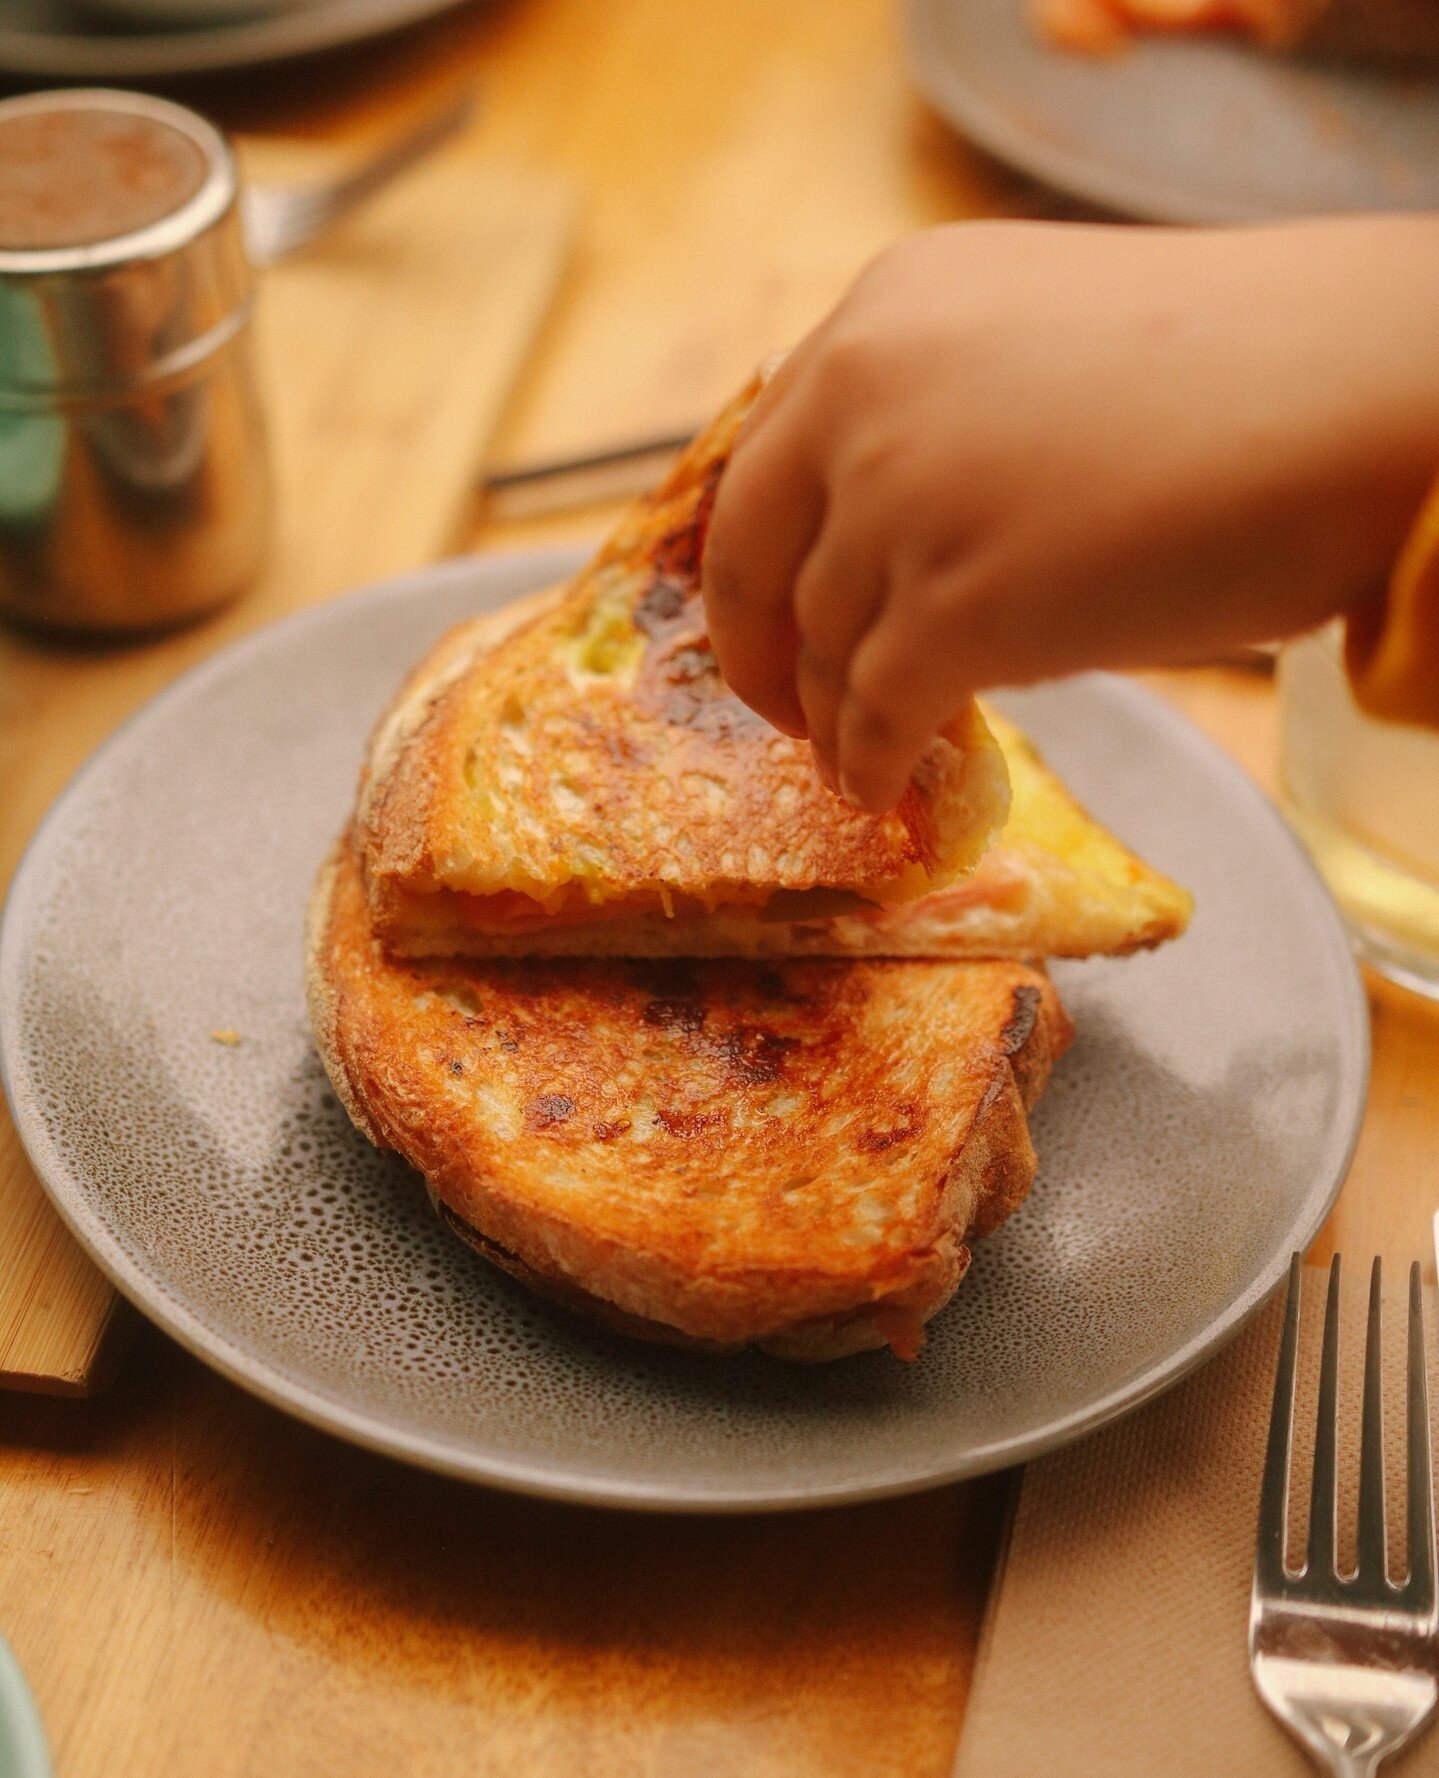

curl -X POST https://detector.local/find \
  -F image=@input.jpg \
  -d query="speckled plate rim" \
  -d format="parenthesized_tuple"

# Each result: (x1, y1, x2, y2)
(0, 548, 1370, 1513)
(0, 0, 470, 80)
(903, 0, 1432, 224)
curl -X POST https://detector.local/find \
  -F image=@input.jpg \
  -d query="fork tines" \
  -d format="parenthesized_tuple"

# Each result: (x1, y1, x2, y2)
(1258, 1253, 1434, 1606)
(1251, 1253, 1439, 1775)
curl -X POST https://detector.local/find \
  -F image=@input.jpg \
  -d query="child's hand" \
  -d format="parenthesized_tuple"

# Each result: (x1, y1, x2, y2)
(701, 218, 1439, 811)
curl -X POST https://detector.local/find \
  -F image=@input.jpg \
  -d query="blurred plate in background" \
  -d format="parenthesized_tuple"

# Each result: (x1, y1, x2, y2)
(906, 0, 1439, 221)
(0, 0, 471, 79)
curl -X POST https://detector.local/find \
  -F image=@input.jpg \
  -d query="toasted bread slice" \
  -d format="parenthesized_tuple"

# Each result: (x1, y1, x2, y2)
(512, 706, 1190, 959)
(358, 377, 1010, 953)
(366, 586, 1191, 962)
(308, 833, 1072, 1360)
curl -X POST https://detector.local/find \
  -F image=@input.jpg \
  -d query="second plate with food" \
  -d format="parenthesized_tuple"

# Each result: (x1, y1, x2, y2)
(0, 547, 1367, 1511)
(906, 0, 1439, 222)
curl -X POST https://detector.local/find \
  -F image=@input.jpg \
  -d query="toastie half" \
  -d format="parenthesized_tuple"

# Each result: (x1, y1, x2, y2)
(308, 833, 1073, 1361)
(359, 589, 1191, 961)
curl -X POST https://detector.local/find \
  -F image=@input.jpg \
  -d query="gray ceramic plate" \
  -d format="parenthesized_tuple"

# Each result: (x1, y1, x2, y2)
(906, 0, 1439, 222)
(0, 0, 468, 79)
(0, 547, 1368, 1512)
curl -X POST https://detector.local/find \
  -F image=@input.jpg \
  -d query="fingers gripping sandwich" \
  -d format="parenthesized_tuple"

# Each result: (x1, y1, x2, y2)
(356, 379, 1013, 958)
(309, 377, 1189, 1360)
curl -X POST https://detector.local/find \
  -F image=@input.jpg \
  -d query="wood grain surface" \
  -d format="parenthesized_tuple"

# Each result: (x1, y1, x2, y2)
(0, 1, 1434, 1774)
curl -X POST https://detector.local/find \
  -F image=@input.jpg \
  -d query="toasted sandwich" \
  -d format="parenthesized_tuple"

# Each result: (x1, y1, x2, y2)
(308, 832, 1073, 1360)
(360, 588, 1191, 961)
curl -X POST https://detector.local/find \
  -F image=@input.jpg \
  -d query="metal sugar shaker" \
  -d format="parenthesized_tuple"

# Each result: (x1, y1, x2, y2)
(0, 87, 271, 638)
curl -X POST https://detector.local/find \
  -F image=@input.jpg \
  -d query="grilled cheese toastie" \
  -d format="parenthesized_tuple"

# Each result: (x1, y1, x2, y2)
(360, 588, 1191, 961)
(358, 378, 1011, 956)
(316, 371, 1193, 1364)
(308, 833, 1073, 1360)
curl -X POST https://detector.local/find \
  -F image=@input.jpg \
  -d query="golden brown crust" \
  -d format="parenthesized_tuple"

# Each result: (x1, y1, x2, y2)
(307, 834, 1072, 1359)
(354, 588, 563, 852)
(357, 377, 1010, 948)
(365, 641, 1192, 962)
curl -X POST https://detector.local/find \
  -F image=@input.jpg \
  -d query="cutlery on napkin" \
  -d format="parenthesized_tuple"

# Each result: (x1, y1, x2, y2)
(953, 1263, 1439, 1778)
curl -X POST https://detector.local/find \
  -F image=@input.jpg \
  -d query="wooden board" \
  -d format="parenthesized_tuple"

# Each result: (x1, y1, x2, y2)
(0, 140, 577, 1394)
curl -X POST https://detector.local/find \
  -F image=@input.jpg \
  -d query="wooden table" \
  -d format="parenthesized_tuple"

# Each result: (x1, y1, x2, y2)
(2, 2, 1437, 1772)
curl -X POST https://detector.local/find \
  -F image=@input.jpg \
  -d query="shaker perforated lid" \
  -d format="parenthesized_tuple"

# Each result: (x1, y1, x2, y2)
(0, 105, 210, 253)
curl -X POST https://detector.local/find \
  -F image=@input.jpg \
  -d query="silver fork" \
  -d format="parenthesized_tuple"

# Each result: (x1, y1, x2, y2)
(1251, 1254, 1439, 1777)
(242, 92, 477, 268)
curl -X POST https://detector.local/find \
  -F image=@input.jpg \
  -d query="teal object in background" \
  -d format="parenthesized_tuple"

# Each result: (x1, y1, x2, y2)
(0, 282, 64, 532)
(0, 1636, 50, 1778)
